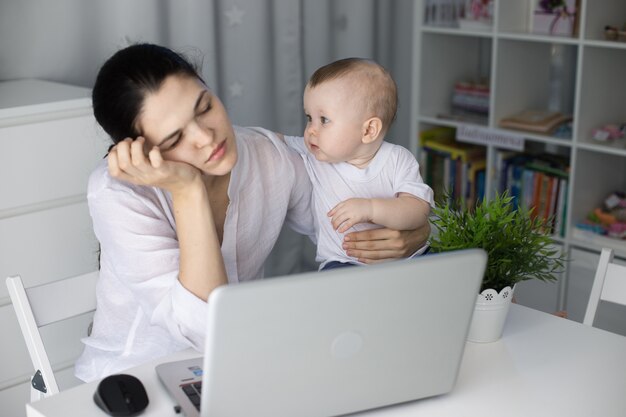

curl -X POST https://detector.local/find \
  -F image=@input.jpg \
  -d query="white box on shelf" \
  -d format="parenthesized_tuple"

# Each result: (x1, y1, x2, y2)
(531, 0, 578, 36)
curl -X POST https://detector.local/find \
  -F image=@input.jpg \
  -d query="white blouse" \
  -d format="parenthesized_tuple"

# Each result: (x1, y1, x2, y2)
(75, 127, 314, 382)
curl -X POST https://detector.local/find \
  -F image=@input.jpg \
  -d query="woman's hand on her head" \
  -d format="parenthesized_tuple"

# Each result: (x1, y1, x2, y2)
(342, 222, 431, 264)
(108, 137, 201, 193)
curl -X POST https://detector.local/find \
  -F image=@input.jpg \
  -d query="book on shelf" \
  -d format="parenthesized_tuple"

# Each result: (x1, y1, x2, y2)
(423, 0, 494, 30)
(547, 176, 560, 223)
(468, 158, 486, 208)
(493, 150, 518, 194)
(493, 149, 570, 237)
(532, 172, 552, 223)
(420, 128, 485, 161)
(418, 126, 486, 206)
(555, 177, 568, 237)
(458, 0, 494, 31)
(451, 80, 490, 115)
(499, 110, 572, 134)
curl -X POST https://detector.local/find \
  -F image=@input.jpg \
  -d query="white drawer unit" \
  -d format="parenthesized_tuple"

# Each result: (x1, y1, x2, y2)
(0, 79, 109, 416)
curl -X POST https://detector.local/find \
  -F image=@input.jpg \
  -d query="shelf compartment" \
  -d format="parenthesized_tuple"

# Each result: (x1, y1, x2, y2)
(569, 149, 626, 249)
(583, 0, 626, 42)
(417, 123, 487, 207)
(497, 0, 533, 34)
(577, 45, 626, 147)
(419, 32, 492, 124)
(493, 39, 578, 139)
(498, 0, 581, 40)
(490, 142, 571, 238)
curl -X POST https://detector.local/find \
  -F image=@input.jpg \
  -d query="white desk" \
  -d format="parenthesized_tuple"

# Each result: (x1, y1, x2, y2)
(27, 305, 626, 417)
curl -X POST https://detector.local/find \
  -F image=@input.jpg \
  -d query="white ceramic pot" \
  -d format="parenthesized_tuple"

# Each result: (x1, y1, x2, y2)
(467, 285, 515, 343)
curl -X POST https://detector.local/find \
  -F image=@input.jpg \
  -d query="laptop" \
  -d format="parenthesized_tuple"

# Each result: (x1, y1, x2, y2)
(156, 249, 486, 417)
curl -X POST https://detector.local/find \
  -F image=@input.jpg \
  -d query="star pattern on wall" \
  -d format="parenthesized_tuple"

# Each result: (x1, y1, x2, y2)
(228, 81, 244, 98)
(224, 4, 245, 27)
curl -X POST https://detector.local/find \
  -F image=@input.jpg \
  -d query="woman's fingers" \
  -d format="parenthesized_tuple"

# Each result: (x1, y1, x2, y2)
(113, 138, 133, 173)
(107, 137, 155, 184)
(350, 249, 398, 263)
(107, 146, 121, 177)
(342, 228, 409, 261)
(107, 137, 201, 192)
(344, 227, 402, 244)
(108, 139, 135, 179)
(130, 136, 148, 169)
(148, 145, 164, 168)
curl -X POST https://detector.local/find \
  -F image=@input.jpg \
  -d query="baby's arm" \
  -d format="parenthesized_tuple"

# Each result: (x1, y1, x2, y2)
(328, 193, 430, 233)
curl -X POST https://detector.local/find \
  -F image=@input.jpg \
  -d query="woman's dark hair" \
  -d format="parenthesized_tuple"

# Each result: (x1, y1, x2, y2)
(92, 43, 203, 144)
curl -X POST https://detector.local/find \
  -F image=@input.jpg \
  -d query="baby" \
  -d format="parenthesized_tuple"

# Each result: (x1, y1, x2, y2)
(285, 58, 434, 270)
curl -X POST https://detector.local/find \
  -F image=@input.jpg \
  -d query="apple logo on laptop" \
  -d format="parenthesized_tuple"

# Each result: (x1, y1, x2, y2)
(331, 331, 363, 359)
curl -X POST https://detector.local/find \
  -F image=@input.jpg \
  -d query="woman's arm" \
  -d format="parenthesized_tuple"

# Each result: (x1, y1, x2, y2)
(170, 177, 227, 300)
(108, 137, 226, 301)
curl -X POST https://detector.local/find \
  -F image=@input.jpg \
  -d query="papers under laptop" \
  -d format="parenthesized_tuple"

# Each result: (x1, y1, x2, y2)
(156, 249, 486, 417)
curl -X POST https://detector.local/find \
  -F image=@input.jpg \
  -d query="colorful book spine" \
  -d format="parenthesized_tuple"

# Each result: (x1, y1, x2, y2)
(419, 127, 486, 206)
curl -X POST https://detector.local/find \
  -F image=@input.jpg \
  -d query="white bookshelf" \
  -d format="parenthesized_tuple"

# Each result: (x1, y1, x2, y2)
(411, 0, 626, 326)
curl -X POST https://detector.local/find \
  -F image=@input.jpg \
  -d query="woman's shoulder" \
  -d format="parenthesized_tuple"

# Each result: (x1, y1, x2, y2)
(231, 126, 306, 185)
(88, 159, 113, 194)
(233, 126, 298, 162)
(234, 126, 283, 149)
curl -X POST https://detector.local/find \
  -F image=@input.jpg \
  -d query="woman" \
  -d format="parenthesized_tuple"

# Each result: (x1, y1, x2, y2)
(75, 43, 429, 381)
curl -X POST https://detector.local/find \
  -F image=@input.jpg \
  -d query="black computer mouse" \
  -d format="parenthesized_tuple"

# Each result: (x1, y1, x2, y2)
(93, 374, 149, 416)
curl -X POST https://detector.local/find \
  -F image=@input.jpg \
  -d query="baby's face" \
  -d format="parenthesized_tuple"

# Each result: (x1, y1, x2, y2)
(303, 79, 370, 165)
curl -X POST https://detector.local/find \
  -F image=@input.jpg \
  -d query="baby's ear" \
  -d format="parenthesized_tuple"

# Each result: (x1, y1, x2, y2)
(362, 117, 383, 144)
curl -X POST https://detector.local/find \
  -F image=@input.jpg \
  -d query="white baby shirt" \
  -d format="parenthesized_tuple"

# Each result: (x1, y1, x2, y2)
(285, 138, 434, 269)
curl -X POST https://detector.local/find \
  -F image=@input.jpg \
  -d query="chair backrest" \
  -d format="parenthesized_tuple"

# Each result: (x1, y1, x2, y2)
(583, 248, 626, 327)
(6, 271, 98, 401)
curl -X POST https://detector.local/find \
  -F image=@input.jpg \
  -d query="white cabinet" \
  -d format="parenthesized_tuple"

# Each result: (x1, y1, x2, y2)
(411, 1, 626, 320)
(0, 79, 109, 416)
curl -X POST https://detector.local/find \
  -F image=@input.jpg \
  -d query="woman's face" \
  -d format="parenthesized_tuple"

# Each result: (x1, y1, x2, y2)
(136, 74, 237, 177)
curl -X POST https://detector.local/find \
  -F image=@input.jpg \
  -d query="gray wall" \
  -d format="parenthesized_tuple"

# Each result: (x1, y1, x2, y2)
(0, 0, 416, 148)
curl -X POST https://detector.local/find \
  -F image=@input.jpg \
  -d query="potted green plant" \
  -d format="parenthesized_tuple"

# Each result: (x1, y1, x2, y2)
(429, 191, 566, 342)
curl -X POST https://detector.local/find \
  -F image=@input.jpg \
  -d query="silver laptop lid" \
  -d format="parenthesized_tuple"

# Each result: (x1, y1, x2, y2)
(200, 249, 486, 417)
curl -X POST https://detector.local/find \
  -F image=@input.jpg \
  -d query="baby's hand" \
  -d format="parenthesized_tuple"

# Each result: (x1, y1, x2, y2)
(328, 198, 373, 233)
(108, 137, 201, 193)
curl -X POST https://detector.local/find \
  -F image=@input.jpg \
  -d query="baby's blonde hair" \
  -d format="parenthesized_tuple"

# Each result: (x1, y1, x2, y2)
(307, 58, 398, 135)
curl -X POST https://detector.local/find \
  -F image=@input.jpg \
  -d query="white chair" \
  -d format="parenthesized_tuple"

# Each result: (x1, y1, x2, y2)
(583, 248, 626, 327)
(6, 271, 98, 401)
